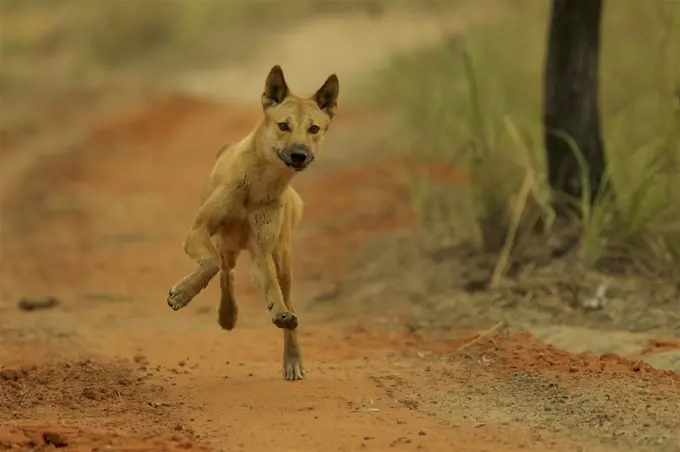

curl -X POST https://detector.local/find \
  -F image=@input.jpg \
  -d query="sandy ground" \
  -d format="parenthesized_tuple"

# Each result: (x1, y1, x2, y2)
(2, 6, 680, 452)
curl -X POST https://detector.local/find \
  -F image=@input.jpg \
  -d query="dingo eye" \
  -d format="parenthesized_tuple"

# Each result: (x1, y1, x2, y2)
(308, 125, 320, 134)
(277, 122, 290, 131)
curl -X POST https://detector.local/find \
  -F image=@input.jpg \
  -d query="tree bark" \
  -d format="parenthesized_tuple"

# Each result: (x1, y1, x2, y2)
(543, 0, 606, 206)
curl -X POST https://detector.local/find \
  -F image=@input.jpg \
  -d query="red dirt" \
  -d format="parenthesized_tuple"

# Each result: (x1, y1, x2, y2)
(0, 424, 209, 451)
(465, 331, 679, 384)
(1, 94, 679, 451)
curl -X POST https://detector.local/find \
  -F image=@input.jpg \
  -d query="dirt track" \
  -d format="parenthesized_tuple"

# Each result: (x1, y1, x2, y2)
(0, 90, 678, 452)
(2, 8, 680, 452)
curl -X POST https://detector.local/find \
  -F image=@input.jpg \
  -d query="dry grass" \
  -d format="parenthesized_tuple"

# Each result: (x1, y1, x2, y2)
(370, 0, 680, 280)
(1, 0, 245, 132)
(0, 0, 394, 135)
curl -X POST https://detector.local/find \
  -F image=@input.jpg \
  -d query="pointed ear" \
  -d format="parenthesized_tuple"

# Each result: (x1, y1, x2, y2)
(313, 74, 339, 119)
(262, 65, 289, 110)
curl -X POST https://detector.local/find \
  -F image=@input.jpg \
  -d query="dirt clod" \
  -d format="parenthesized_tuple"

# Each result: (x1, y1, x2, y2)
(17, 296, 59, 312)
(0, 369, 20, 382)
(42, 431, 68, 447)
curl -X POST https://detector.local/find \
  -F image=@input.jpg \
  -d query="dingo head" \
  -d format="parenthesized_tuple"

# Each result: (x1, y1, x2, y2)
(257, 65, 339, 172)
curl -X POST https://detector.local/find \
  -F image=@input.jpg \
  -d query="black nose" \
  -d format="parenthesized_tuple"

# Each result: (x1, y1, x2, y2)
(289, 149, 309, 165)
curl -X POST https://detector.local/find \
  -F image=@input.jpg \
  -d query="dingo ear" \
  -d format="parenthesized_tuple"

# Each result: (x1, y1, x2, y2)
(262, 65, 290, 110)
(313, 74, 339, 119)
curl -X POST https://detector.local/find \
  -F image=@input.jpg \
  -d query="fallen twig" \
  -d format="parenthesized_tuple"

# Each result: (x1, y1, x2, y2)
(452, 320, 508, 355)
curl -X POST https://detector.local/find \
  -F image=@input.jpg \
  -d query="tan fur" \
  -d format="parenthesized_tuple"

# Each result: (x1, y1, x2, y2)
(167, 65, 339, 381)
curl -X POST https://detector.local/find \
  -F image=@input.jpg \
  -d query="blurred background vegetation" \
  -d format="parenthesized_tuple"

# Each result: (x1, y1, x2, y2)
(368, 0, 680, 280)
(2, 0, 679, 283)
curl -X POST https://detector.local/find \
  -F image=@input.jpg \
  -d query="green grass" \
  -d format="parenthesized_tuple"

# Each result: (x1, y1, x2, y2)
(370, 0, 680, 278)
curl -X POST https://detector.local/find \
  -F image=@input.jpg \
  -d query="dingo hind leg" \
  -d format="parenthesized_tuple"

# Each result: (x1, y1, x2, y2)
(217, 247, 240, 331)
(275, 240, 304, 380)
(277, 193, 304, 380)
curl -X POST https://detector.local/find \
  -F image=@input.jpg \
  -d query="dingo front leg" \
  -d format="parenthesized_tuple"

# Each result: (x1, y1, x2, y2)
(247, 209, 297, 330)
(167, 224, 220, 310)
(168, 188, 231, 311)
(217, 248, 240, 330)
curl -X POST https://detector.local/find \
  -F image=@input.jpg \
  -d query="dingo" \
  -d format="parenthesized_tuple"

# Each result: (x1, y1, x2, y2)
(167, 65, 339, 381)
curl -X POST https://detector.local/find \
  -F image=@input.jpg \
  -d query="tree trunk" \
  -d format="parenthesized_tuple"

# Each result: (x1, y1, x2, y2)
(543, 0, 606, 206)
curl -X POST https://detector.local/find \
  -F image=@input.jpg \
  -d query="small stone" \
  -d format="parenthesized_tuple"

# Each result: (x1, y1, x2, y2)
(133, 354, 147, 364)
(17, 296, 59, 311)
(42, 432, 68, 447)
